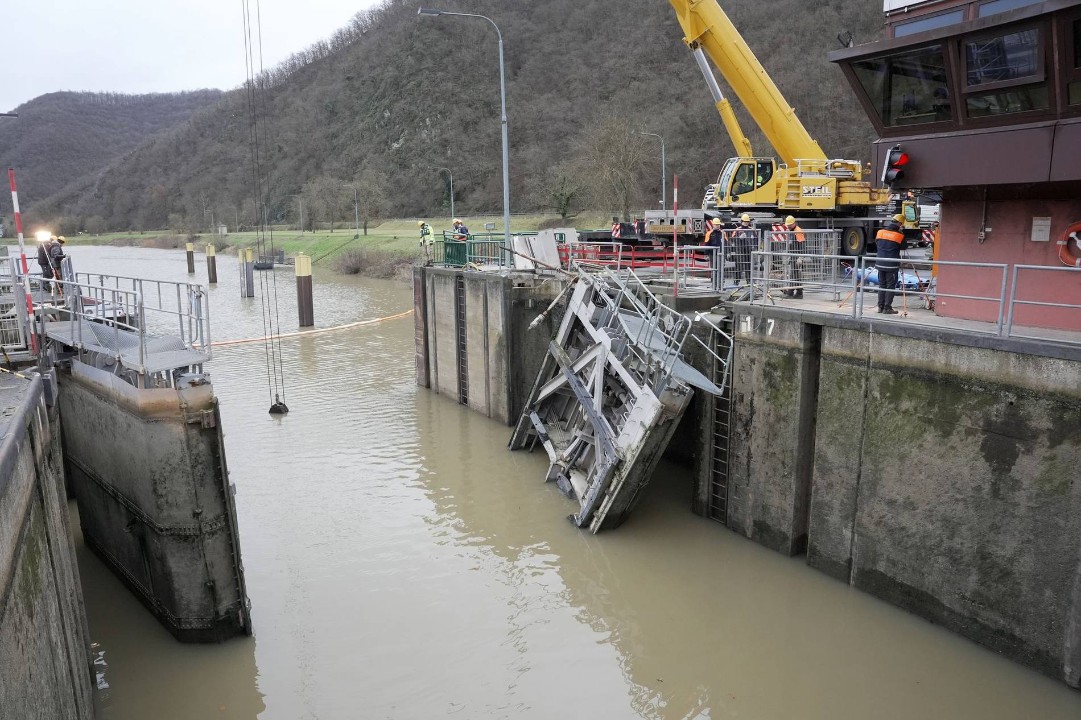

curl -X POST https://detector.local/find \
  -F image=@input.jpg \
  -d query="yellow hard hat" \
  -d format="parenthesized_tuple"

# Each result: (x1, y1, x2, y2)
(453, 218, 462, 224)
(740, 213, 752, 223)
(784, 216, 797, 226)
(57, 235, 66, 243)
(417, 220, 425, 226)
(892, 214, 904, 223)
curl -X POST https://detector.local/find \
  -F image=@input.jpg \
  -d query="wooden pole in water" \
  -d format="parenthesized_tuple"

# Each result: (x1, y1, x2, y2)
(295, 253, 313, 327)
(242, 248, 255, 298)
(206, 244, 218, 284)
(186, 242, 196, 274)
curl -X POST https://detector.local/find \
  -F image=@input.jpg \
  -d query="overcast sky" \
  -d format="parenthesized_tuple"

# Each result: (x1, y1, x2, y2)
(2, 0, 384, 112)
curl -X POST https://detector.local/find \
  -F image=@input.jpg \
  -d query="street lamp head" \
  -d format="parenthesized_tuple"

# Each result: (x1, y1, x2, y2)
(417, 7, 443, 16)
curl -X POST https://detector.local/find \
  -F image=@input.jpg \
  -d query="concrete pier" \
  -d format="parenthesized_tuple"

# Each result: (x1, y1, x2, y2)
(0, 372, 94, 720)
(413, 266, 564, 424)
(58, 359, 252, 642)
(697, 304, 1081, 687)
(241, 248, 255, 298)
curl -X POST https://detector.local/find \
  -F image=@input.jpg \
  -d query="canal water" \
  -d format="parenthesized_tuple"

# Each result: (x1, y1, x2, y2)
(65, 246, 1081, 719)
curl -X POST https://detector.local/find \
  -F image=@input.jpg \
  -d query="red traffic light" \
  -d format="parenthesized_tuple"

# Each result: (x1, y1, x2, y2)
(881, 145, 909, 187)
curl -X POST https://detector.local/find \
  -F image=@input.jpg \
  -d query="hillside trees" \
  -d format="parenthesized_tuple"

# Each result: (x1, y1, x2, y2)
(15, 0, 884, 232)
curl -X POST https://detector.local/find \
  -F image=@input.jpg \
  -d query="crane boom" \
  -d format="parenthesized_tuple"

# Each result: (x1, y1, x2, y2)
(668, 0, 826, 166)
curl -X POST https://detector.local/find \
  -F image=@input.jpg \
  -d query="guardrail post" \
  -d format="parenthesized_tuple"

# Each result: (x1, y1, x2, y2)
(186, 242, 195, 274)
(1003, 265, 1018, 337)
(206, 244, 218, 284)
(295, 254, 314, 328)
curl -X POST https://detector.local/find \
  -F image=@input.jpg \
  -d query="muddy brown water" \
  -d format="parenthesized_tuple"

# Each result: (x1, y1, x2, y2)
(62, 247, 1081, 719)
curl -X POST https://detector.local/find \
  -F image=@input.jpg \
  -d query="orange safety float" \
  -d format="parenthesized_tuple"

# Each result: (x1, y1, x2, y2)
(1060, 221, 1081, 267)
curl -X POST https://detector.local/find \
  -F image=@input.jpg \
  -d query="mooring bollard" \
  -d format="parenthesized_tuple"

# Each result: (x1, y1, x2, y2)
(242, 248, 255, 298)
(296, 253, 313, 327)
(206, 244, 218, 285)
(186, 242, 195, 274)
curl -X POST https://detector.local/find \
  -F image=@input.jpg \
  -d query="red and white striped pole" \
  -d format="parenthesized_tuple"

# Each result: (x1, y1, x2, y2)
(672, 174, 679, 297)
(8, 168, 38, 353)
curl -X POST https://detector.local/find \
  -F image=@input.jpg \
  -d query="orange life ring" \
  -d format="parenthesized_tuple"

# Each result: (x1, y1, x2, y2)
(1061, 221, 1081, 268)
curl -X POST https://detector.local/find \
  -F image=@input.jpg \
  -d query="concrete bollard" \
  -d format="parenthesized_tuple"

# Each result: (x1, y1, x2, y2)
(186, 242, 196, 274)
(295, 253, 313, 327)
(206, 244, 218, 285)
(241, 248, 255, 298)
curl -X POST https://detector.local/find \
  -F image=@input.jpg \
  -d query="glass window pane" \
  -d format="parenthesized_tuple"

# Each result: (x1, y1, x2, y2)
(1069, 81, 1081, 106)
(1074, 19, 1081, 69)
(853, 46, 953, 127)
(894, 10, 965, 37)
(978, 0, 1041, 18)
(965, 28, 1041, 86)
(965, 85, 1049, 116)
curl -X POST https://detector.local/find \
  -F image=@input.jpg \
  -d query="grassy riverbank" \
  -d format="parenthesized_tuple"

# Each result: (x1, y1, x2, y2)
(48, 212, 613, 278)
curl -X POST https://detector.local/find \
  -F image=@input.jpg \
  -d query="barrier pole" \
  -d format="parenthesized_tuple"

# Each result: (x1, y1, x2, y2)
(7, 169, 37, 353)
(672, 174, 679, 298)
(186, 242, 196, 273)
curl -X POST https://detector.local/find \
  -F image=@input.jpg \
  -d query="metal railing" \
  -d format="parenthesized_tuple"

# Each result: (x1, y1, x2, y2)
(578, 266, 692, 395)
(1005, 265, 1081, 341)
(434, 231, 537, 268)
(74, 271, 211, 350)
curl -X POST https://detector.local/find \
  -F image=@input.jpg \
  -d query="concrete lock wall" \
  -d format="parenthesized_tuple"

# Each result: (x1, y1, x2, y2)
(58, 361, 250, 642)
(419, 267, 564, 425)
(0, 375, 94, 720)
(718, 307, 1081, 687)
(808, 326, 1081, 687)
(724, 312, 820, 555)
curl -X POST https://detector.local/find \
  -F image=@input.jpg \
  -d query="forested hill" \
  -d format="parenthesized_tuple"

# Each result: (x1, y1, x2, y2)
(26, 0, 884, 233)
(0, 90, 222, 212)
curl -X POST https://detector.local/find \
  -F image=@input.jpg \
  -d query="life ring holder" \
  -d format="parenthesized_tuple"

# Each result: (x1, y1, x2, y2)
(1060, 221, 1081, 268)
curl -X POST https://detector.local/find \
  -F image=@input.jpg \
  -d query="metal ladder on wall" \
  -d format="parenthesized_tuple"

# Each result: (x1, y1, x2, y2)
(708, 316, 734, 524)
(454, 274, 468, 405)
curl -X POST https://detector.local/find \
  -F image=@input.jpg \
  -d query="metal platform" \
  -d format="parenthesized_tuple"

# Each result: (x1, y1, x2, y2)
(42, 318, 209, 375)
(510, 267, 729, 533)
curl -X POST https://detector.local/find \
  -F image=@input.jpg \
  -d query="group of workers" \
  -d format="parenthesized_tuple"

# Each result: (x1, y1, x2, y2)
(417, 218, 471, 266)
(36, 233, 67, 295)
(703, 211, 908, 310)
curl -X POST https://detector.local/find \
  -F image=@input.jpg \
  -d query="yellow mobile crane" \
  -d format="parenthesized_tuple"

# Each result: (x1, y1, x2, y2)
(667, 0, 895, 254)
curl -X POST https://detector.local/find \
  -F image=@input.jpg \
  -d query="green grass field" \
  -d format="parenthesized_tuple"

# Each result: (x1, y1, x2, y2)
(50, 212, 616, 276)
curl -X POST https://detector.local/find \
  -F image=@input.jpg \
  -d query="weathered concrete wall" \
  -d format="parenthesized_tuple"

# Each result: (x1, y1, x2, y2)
(59, 361, 251, 642)
(808, 326, 1081, 687)
(724, 310, 820, 555)
(0, 374, 94, 720)
(419, 267, 563, 425)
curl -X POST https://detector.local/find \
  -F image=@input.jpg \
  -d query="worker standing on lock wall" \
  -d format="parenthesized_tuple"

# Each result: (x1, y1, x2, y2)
(418, 221, 434, 265)
(782, 215, 805, 298)
(875, 215, 905, 315)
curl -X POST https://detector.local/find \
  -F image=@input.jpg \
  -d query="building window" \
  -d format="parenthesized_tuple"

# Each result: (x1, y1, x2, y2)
(852, 46, 953, 126)
(894, 10, 966, 37)
(977, 0, 1042, 18)
(1069, 18, 1081, 105)
(966, 86, 1049, 116)
(965, 28, 1042, 87)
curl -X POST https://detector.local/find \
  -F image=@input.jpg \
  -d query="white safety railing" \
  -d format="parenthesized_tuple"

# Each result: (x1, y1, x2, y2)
(1005, 265, 1081, 342)
(743, 251, 1081, 345)
(74, 271, 212, 352)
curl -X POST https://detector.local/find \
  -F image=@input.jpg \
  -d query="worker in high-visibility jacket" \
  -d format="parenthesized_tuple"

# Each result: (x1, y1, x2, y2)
(781, 215, 806, 298)
(875, 215, 905, 315)
(418, 221, 434, 266)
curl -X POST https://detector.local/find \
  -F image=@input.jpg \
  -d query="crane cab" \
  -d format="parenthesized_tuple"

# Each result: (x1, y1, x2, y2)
(706, 157, 777, 209)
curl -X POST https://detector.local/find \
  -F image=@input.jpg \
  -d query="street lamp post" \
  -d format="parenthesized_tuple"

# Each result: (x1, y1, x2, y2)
(419, 8, 510, 246)
(634, 130, 667, 212)
(342, 184, 361, 238)
(283, 194, 304, 232)
(433, 167, 454, 220)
